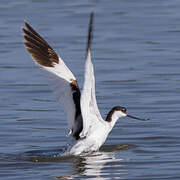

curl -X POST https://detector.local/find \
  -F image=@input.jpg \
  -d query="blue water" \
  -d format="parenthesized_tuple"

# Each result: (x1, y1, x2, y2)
(1, 0, 180, 179)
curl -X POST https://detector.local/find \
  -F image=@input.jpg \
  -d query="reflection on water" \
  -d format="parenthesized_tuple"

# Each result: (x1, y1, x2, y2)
(19, 144, 132, 179)
(68, 152, 124, 180)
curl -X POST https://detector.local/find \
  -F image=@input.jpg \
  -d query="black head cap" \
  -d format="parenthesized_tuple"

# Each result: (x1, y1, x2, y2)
(105, 106, 127, 122)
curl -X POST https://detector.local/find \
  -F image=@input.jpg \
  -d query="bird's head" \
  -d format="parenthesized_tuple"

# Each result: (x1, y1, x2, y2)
(106, 106, 149, 127)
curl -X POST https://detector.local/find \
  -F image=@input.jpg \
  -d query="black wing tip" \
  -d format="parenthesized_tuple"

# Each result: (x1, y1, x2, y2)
(22, 20, 29, 34)
(86, 11, 94, 56)
(90, 11, 94, 19)
(22, 21, 32, 36)
(22, 20, 59, 67)
(24, 20, 28, 24)
(24, 20, 31, 27)
(24, 20, 30, 29)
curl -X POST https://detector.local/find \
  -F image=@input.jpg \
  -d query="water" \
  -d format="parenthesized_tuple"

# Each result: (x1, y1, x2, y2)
(1, 0, 180, 179)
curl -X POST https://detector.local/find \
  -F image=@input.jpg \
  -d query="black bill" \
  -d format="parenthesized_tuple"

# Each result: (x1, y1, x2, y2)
(127, 114, 149, 121)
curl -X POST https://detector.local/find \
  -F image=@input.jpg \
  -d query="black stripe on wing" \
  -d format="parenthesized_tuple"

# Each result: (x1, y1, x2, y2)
(70, 79, 83, 140)
(22, 21, 59, 67)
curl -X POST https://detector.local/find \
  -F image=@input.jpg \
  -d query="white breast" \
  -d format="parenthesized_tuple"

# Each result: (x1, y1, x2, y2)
(69, 121, 110, 155)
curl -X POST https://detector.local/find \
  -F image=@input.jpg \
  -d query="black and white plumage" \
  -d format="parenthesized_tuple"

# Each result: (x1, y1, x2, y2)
(22, 12, 148, 155)
(23, 20, 83, 140)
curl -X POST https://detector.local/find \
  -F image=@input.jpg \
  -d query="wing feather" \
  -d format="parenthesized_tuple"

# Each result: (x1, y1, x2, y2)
(80, 12, 103, 138)
(22, 21, 82, 139)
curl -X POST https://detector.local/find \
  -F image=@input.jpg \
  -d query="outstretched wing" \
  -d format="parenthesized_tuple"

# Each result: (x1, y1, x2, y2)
(80, 12, 103, 138)
(22, 21, 82, 139)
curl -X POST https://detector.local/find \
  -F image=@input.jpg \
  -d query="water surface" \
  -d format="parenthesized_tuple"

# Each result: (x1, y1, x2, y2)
(1, 0, 180, 179)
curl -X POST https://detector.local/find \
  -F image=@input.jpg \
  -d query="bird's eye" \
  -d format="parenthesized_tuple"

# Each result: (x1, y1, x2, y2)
(122, 108, 126, 113)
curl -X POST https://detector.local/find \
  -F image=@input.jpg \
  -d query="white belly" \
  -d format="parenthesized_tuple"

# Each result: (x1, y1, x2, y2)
(69, 123, 109, 155)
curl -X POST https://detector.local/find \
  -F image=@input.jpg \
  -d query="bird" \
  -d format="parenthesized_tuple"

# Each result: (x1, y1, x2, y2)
(22, 12, 148, 155)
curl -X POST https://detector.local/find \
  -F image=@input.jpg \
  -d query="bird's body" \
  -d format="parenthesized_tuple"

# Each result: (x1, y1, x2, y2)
(69, 106, 129, 155)
(69, 121, 109, 155)
(22, 12, 148, 156)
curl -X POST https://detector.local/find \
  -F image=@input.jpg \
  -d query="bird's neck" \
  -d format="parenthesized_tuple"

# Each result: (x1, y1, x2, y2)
(105, 109, 120, 129)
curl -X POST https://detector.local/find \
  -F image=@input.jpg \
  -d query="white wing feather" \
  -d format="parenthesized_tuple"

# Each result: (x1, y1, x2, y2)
(80, 13, 103, 138)
(80, 50, 103, 138)
(42, 60, 76, 130)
